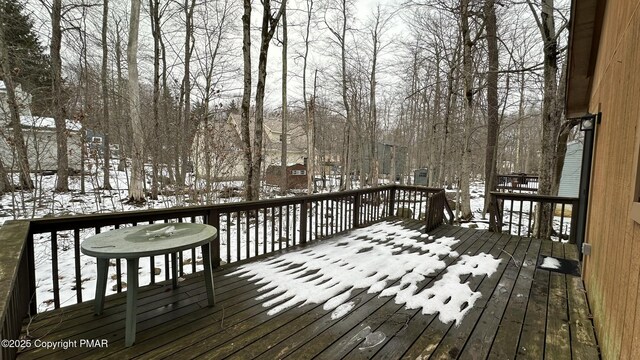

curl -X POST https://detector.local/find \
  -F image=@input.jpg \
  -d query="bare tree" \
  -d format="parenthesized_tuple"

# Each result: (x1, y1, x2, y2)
(101, 0, 112, 190)
(482, 0, 499, 216)
(126, 0, 145, 203)
(240, 0, 253, 201)
(303, 0, 315, 194)
(0, 12, 33, 190)
(326, 0, 353, 191)
(280, 5, 288, 194)
(51, 0, 69, 191)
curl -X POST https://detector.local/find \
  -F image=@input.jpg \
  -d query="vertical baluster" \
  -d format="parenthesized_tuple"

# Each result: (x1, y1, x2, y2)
(320, 200, 324, 238)
(527, 200, 533, 237)
(27, 233, 37, 315)
(536, 202, 542, 238)
(560, 203, 566, 239)
(226, 214, 231, 264)
(246, 210, 250, 259)
(271, 207, 276, 252)
(338, 197, 342, 232)
(293, 205, 297, 245)
(73, 229, 82, 302)
(236, 211, 241, 261)
(549, 202, 555, 239)
(263, 208, 268, 254)
(517, 200, 523, 237)
(279, 206, 283, 250)
(508, 199, 514, 235)
(286, 205, 290, 247)
(254, 209, 259, 256)
(51, 231, 60, 309)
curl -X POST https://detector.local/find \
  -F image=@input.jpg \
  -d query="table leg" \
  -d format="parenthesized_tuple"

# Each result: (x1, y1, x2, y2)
(94, 258, 108, 315)
(171, 252, 178, 289)
(125, 258, 139, 347)
(201, 243, 215, 306)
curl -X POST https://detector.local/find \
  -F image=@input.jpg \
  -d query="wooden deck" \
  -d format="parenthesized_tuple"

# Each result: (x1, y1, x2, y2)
(16, 220, 599, 359)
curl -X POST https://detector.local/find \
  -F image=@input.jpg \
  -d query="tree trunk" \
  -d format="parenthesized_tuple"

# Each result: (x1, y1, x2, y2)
(527, 0, 563, 237)
(252, 0, 286, 200)
(0, 21, 33, 189)
(459, 0, 473, 219)
(280, 8, 288, 194)
(241, 0, 253, 201)
(0, 157, 11, 193)
(339, 0, 351, 191)
(149, 0, 161, 199)
(303, 0, 315, 194)
(482, 0, 499, 217)
(127, 0, 145, 203)
(51, 0, 68, 191)
(369, 11, 380, 188)
(101, 0, 112, 190)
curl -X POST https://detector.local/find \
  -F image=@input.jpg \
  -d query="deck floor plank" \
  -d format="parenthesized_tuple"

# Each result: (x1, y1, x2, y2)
(486, 237, 543, 359)
(15, 220, 599, 360)
(315, 227, 492, 360)
(232, 224, 457, 360)
(517, 239, 553, 359)
(416, 233, 532, 360)
(366, 231, 510, 360)
(564, 244, 600, 360)
(544, 241, 572, 360)
(284, 227, 482, 359)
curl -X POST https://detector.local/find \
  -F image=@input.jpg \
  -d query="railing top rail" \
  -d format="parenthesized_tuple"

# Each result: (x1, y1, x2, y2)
(490, 191, 579, 203)
(28, 185, 445, 233)
(497, 174, 539, 178)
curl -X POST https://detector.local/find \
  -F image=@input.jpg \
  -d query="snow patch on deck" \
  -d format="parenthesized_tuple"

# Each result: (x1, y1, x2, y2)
(540, 256, 561, 270)
(229, 221, 502, 324)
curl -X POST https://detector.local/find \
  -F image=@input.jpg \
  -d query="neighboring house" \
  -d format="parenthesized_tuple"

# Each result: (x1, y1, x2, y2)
(265, 163, 307, 190)
(566, 0, 640, 357)
(0, 81, 83, 172)
(192, 112, 316, 181)
(558, 141, 582, 198)
(0, 80, 32, 119)
(192, 116, 245, 181)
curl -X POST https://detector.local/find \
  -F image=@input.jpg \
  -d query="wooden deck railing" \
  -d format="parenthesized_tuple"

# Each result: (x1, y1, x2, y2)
(0, 184, 448, 359)
(488, 191, 579, 242)
(496, 174, 539, 193)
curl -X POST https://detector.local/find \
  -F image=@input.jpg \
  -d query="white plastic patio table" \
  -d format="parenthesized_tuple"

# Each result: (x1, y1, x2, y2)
(80, 223, 217, 347)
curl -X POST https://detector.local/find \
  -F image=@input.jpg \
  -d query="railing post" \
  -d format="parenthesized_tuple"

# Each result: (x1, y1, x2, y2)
(27, 232, 37, 315)
(489, 193, 496, 232)
(207, 210, 221, 268)
(389, 186, 396, 217)
(353, 193, 361, 228)
(569, 198, 580, 244)
(300, 201, 308, 244)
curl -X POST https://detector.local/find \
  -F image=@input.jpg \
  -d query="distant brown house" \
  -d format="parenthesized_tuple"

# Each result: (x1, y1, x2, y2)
(265, 164, 307, 190)
(566, 0, 640, 358)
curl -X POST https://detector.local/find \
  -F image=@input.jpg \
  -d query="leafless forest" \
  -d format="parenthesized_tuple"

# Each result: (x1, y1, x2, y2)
(0, 0, 577, 220)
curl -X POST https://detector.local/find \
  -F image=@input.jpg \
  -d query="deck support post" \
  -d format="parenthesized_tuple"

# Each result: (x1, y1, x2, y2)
(389, 187, 396, 217)
(353, 193, 361, 228)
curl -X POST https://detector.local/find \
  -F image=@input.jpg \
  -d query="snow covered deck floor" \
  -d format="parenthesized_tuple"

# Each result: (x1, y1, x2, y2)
(17, 219, 599, 359)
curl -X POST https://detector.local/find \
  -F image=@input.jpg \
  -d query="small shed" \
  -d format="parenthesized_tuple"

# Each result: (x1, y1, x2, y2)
(413, 168, 429, 185)
(558, 141, 583, 197)
(265, 163, 307, 190)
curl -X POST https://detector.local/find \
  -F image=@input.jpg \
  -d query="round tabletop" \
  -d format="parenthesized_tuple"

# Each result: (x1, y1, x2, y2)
(81, 223, 217, 259)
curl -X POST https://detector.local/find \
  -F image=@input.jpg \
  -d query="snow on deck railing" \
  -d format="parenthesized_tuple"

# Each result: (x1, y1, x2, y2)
(0, 185, 446, 317)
